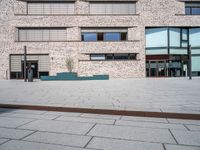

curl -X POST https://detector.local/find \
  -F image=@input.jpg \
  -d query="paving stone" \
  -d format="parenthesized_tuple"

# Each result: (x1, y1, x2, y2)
(121, 116, 168, 123)
(87, 137, 164, 150)
(19, 120, 94, 135)
(0, 116, 34, 128)
(24, 131, 92, 147)
(7, 109, 46, 115)
(0, 138, 9, 145)
(88, 124, 176, 143)
(80, 113, 121, 120)
(115, 120, 187, 130)
(0, 127, 34, 139)
(0, 140, 91, 150)
(171, 130, 200, 146)
(165, 144, 200, 150)
(167, 119, 200, 125)
(56, 116, 115, 124)
(186, 125, 200, 131)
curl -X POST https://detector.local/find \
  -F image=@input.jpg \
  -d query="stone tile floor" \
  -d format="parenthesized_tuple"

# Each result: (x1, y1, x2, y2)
(0, 78, 200, 114)
(0, 108, 200, 150)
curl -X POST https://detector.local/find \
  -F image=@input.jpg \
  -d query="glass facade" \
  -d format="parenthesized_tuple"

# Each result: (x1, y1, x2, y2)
(146, 27, 200, 77)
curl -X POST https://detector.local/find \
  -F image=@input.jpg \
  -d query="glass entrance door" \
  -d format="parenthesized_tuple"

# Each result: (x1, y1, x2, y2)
(147, 60, 167, 77)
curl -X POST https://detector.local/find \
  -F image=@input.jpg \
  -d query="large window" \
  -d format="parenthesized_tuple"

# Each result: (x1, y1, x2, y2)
(28, 2, 75, 15)
(146, 28, 189, 55)
(189, 28, 200, 47)
(90, 53, 137, 61)
(18, 28, 67, 42)
(89, 2, 136, 15)
(146, 28, 168, 48)
(81, 29, 127, 41)
(185, 2, 200, 15)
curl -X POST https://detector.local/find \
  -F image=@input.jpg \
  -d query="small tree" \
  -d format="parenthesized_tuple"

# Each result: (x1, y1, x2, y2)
(65, 57, 74, 72)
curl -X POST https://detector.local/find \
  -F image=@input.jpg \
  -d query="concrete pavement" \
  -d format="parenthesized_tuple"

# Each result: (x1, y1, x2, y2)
(0, 108, 200, 150)
(0, 78, 200, 114)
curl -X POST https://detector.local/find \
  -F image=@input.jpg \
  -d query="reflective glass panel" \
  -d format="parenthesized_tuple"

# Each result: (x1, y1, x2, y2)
(146, 28, 168, 47)
(104, 33, 120, 41)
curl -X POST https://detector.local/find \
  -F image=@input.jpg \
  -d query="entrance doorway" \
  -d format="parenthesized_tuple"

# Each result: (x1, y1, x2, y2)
(21, 61, 38, 78)
(146, 60, 167, 77)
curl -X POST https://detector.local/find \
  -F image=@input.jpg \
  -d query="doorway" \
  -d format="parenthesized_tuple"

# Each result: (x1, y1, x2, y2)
(146, 60, 167, 77)
(21, 61, 38, 78)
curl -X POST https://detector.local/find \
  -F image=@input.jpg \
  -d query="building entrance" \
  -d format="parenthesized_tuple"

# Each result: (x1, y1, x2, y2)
(146, 56, 188, 77)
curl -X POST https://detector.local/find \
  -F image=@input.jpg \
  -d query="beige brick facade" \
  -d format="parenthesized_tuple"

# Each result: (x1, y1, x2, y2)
(0, 0, 200, 79)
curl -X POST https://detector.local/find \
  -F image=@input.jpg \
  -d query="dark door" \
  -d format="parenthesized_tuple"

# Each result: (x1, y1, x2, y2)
(21, 61, 38, 78)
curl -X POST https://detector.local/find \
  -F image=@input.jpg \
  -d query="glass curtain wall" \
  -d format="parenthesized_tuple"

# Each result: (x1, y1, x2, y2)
(146, 27, 200, 77)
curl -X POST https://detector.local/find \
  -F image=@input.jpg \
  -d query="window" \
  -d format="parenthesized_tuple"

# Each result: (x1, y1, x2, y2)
(28, 2, 75, 15)
(104, 33, 120, 41)
(81, 33, 97, 41)
(146, 28, 168, 48)
(185, 2, 200, 15)
(81, 29, 128, 41)
(90, 53, 137, 61)
(90, 2, 136, 15)
(189, 28, 200, 47)
(90, 54, 106, 60)
(170, 28, 181, 47)
(18, 28, 67, 42)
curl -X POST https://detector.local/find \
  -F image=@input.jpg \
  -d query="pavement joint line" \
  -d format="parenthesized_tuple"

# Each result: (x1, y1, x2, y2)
(0, 139, 11, 146)
(91, 135, 176, 145)
(51, 115, 62, 120)
(15, 118, 37, 129)
(85, 123, 97, 136)
(19, 130, 38, 140)
(183, 124, 190, 131)
(0, 126, 37, 132)
(168, 129, 179, 145)
(0, 104, 200, 120)
(113, 119, 116, 125)
(110, 123, 188, 131)
(162, 143, 167, 150)
(21, 138, 97, 150)
(84, 136, 94, 148)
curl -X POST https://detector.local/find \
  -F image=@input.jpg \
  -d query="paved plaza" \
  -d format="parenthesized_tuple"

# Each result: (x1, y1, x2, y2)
(0, 108, 200, 150)
(0, 78, 200, 114)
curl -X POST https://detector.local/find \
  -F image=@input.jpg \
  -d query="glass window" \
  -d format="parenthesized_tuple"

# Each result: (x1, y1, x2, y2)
(185, 7, 191, 15)
(191, 7, 200, 15)
(90, 54, 105, 60)
(146, 28, 168, 47)
(185, 2, 200, 15)
(114, 54, 129, 60)
(182, 29, 188, 40)
(82, 33, 97, 41)
(170, 28, 181, 47)
(192, 56, 200, 71)
(189, 28, 200, 47)
(104, 33, 120, 41)
(106, 54, 113, 60)
(129, 53, 137, 60)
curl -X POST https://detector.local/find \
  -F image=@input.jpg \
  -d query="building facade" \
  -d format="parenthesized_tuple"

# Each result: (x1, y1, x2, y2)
(0, 0, 200, 79)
